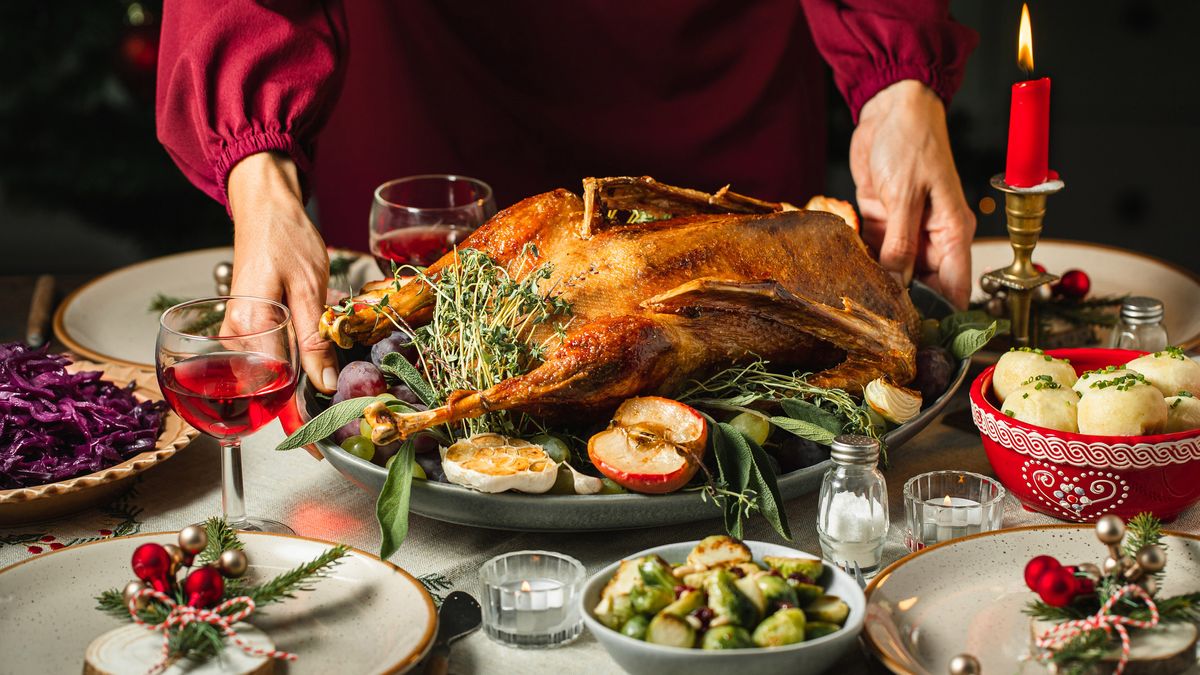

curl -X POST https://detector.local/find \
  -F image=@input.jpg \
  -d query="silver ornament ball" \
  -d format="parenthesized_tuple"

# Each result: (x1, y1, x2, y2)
(1033, 283, 1053, 303)
(123, 580, 149, 610)
(985, 296, 1007, 318)
(1142, 576, 1159, 596)
(948, 653, 982, 675)
(1096, 515, 1125, 545)
(218, 549, 249, 578)
(163, 543, 185, 574)
(1077, 563, 1101, 580)
(1137, 545, 1166, 574)
(1103, 556, 1124, 576)
(980, 274, 1003, 297)
(178, 525, 208, 555)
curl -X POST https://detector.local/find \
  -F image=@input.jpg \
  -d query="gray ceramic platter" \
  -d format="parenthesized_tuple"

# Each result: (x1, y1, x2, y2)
(302, 282, 968, 532)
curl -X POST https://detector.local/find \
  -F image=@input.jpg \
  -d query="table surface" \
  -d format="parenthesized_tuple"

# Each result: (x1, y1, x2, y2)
(2, 273, 1197, 675)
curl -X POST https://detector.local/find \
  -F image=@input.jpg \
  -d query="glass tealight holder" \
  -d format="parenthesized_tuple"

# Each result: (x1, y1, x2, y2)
(480, 551, 585, 649)
(903, 470, 1005, 552)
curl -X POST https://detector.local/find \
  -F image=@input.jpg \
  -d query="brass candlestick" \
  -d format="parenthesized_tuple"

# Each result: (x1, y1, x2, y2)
(981, 173, 1065, 347)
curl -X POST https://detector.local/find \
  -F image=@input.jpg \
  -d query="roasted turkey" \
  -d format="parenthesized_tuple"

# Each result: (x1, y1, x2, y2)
(320, 177, 919, 441)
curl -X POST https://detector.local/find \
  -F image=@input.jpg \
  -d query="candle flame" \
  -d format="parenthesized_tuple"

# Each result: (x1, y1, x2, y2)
(943, 495, 954, 507)
(520, 580, 532, 592)
(1017, 3, 1034, 73)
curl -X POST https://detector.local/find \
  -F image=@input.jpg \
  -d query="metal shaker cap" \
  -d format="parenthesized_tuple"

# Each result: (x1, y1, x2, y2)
(830, 434, 880, 466)
(1120, 297, 1164, 324)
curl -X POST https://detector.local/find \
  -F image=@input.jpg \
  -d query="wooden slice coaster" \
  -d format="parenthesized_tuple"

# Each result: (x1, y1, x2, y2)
(84, 622, 275, 675)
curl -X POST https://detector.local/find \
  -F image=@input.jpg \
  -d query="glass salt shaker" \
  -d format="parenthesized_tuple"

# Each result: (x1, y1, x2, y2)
(817, 434, 889, 579)
(1109, 296, 1169, 352)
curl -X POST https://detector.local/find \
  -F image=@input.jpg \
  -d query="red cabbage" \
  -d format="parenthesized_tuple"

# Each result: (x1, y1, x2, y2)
(0, 343, 165, 490)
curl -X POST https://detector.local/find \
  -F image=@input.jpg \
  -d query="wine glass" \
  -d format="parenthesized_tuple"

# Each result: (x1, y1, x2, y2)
(370, 174, 497, 275)
(156, 296, 299, 533)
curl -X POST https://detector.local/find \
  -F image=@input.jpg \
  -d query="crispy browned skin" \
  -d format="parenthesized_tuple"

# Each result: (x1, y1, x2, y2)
(327, 178, 919, 441)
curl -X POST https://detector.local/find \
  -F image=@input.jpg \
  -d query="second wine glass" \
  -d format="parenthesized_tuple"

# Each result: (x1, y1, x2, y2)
(156, 296, 299, 533)
(370, 174, 496, 275)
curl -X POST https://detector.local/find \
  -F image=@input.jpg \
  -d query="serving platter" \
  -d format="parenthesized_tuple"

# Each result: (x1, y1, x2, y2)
(862, 525, 1200, 674)
(0, 360, 198, 526)
(54, 247, 378, 369)
(298, 283, 969, 532)
(971, 237, 1200, 351)
(0, 531, 437, 674)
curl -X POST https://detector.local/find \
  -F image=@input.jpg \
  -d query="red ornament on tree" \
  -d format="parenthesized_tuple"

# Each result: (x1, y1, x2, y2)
(131, 543, 173, 593)
(1035, 568, 1077, 607)
(183, 566, 225, 608)
(1024, 554, 1061, 590)
(1053, 269, 1090, 300)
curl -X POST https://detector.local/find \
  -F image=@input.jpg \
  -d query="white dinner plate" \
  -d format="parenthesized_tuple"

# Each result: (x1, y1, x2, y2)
(863, 525, 1200, 674)
(0, 531, 437, 674)
(971, 237, 1200, 351)
(54, 247, 378, 369)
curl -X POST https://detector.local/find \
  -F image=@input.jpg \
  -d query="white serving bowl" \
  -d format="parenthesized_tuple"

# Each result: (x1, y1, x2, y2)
(579, 540, 865, 675)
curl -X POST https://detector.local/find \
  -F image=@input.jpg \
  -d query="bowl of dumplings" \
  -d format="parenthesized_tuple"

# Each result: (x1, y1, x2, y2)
(970, 346, 1200, 523)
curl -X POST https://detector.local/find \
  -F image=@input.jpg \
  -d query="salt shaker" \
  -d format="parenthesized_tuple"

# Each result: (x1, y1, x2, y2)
(1109, 296, 1168, 352)
(817, 434, 888, 579)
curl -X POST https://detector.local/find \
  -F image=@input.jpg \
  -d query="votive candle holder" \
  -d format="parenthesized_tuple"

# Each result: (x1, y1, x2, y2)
(480, 550, 585, 649)
(903, 470, 1005, 551)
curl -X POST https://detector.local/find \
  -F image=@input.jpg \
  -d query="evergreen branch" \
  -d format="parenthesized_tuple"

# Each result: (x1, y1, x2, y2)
(1129, 592, 1200, 623)
(1124, 512, 1163, 560)
(196, 517, 242, 566)
(148, 293, 190, 313)
(242, 544, 349, 607)
(95, 587, 170, 624)
(1043, 629, 1110, 675)
(1023, 600, 1090, 622)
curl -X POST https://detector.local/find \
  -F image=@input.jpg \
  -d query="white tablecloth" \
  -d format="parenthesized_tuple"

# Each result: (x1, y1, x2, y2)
(3, 392, 1198, 674)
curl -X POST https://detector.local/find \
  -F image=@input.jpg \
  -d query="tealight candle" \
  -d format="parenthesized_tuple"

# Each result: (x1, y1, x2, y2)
(904, 471, 1005, 551)
(480, 551, 584, 649)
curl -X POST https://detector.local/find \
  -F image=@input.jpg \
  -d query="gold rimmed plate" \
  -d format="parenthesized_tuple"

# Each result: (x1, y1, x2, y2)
(0, 531, 438, 674)
(863, 524, 1200, 674)
(0, 360, 198, 526)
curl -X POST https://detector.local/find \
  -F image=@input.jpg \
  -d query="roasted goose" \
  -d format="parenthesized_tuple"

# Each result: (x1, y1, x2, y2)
(321, 177, 919, 441)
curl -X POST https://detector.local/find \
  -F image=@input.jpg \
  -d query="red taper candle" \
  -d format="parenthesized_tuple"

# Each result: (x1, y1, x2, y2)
(1004, 4, 1051, 187)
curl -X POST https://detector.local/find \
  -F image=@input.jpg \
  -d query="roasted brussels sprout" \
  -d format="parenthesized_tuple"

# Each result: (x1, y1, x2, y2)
(687, 535, 753, 571)
(804, 621, 841, 640)
(701, 625, 755, 650)
(594, 593, 635, 630)
(804, 595, 850, 626)
(619, 614, 650, 640)
(661, 589, 705, 617)
(645, 613, 696, 648)
(763, 556, 824, 583)
(704, 569, 758, 628)
(734, 573, 767, 618)
(631, 556, 678, 614)
(786, 578, 824, 606)
(752, 608, 807, 647)
(754, 572, 799, 612)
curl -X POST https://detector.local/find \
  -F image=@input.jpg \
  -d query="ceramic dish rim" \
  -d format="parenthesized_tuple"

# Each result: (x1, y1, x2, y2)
(0, 529, 439, 675)
(861, 523, 1200, 675)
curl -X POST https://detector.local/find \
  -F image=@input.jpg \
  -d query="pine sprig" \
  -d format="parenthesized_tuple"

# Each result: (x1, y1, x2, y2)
(1023, 600, 1090, 622)
(1043, 629, 1111, 675)
(246, 544, 349, 606)
(1123, 513, 1164, 560)
(1130, 591, 1200, 623)
(195, 517, 242, 566)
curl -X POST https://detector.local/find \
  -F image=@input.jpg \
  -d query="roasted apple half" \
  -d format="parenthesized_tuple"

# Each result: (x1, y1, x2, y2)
(588, 397, 709, 494)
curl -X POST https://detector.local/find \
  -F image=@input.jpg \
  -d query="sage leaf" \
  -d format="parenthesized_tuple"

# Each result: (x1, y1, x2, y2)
(769, 416, 836, 445)
(939, 310, 992, 341)
(718, 423, 792, 541)
(377, 439, 416, 559)
(779, 398, 844, 435)
(275, 396, 382, 451)
(379, 353, 438, 407)
(712, 422, 752, 538)
(950, 321, 1000, 360)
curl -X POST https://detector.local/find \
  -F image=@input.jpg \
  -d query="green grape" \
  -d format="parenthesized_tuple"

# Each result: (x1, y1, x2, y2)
(359, 418, 372, 437)
(531, 433, 571, 463)
(599, 477, 628, 494)
(729, 411, 771, 445)
(340, 435, 375, 462)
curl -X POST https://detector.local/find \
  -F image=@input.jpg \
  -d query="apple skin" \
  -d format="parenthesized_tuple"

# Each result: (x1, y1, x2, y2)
(587, 398, 709, 494)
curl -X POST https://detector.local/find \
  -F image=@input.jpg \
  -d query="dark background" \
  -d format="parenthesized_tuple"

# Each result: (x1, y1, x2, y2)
(1, 1, 1196, 275)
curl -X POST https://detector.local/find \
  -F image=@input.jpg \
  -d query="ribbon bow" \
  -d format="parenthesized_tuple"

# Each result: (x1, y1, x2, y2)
(127, 588, 297, 674)
(1035, 583, 1160, 675)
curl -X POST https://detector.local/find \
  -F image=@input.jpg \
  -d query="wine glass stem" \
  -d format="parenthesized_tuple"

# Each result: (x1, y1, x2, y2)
(220, 439, 248, 530)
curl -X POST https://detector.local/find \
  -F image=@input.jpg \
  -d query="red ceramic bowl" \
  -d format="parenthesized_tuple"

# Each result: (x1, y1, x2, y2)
(970, 348, 1200, 523)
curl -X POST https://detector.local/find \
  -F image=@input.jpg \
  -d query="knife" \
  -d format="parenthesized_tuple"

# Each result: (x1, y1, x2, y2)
(423, 591, 482, 675)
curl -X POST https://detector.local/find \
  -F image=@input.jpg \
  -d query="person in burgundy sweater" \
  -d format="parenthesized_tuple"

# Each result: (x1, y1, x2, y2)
(157, 1, 978, 393)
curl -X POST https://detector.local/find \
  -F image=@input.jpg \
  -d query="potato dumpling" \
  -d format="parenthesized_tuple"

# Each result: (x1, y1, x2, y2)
(1072, 366, 1137, 395)
(1126, 348, 1200, 398)
(993, 348, 1077, 403)
(1077, 375, 1168, 436)
(1001, 379, 1079, 433)
(1165, 395, 1200, 433)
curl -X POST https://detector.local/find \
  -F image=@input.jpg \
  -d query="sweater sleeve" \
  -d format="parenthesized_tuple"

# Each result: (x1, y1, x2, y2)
(799, 0, 978, 122)
(155, 0, 347, 208)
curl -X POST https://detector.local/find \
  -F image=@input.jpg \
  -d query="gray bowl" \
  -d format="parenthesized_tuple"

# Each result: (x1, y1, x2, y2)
(580, 540, 865, 675)
(302, 282, 967, 532)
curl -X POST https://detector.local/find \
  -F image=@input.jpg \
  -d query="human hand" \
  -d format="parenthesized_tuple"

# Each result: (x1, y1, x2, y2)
(227, 152, 338, 394)
(850, 80, 976, 308)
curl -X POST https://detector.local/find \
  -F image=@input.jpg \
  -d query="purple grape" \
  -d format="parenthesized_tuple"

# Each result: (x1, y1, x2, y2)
(388, 384, 423, 405)
(913, 346, 955, 404)
(415, 451, 447, 482)
(374, 441, 401, 466)
(370, 331, 417, 367)
(412, 432, 440, 455)
(336, 361, 387, 399)
(773, 437, 830, 473)
(332, 419, 359, 444)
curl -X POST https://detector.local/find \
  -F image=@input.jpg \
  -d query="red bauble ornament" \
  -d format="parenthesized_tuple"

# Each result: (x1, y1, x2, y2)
(131, 543, 173, 593)
(184, 566, 225, 608)
(1054, 269, 1090, 300)
(1035, 568, 1077, 607)
(1033, 263, 1047, 275)
(1024, 555, 1061, 590)
(1074, 575, 1096, 596)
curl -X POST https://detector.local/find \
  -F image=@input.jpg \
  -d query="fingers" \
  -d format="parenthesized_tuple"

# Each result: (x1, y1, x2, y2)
(877, 188, 925, 288)
(928, 182, 977, 310)
(290, 276, 340, 394)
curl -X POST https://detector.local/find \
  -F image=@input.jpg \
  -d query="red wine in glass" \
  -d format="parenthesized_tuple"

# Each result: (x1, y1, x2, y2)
(160, 352, 296, 439)
(371, 224, 474, 274)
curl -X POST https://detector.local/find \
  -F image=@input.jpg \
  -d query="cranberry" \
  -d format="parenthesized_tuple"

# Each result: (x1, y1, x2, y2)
(690, 607, 715, 630)
(788, 572, 813, 585)
(729, 566, 745, 578)
(673, 585, 691, 599)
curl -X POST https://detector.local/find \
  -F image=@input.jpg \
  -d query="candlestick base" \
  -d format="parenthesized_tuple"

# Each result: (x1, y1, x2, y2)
(985, 173, 1065, 347)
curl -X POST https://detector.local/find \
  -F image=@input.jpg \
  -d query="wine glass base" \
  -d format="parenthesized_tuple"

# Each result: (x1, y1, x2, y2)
(229, 517, 294, 534)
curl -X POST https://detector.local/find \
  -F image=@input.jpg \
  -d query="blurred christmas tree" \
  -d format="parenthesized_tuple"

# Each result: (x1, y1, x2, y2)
(0, 1, 228, 258)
